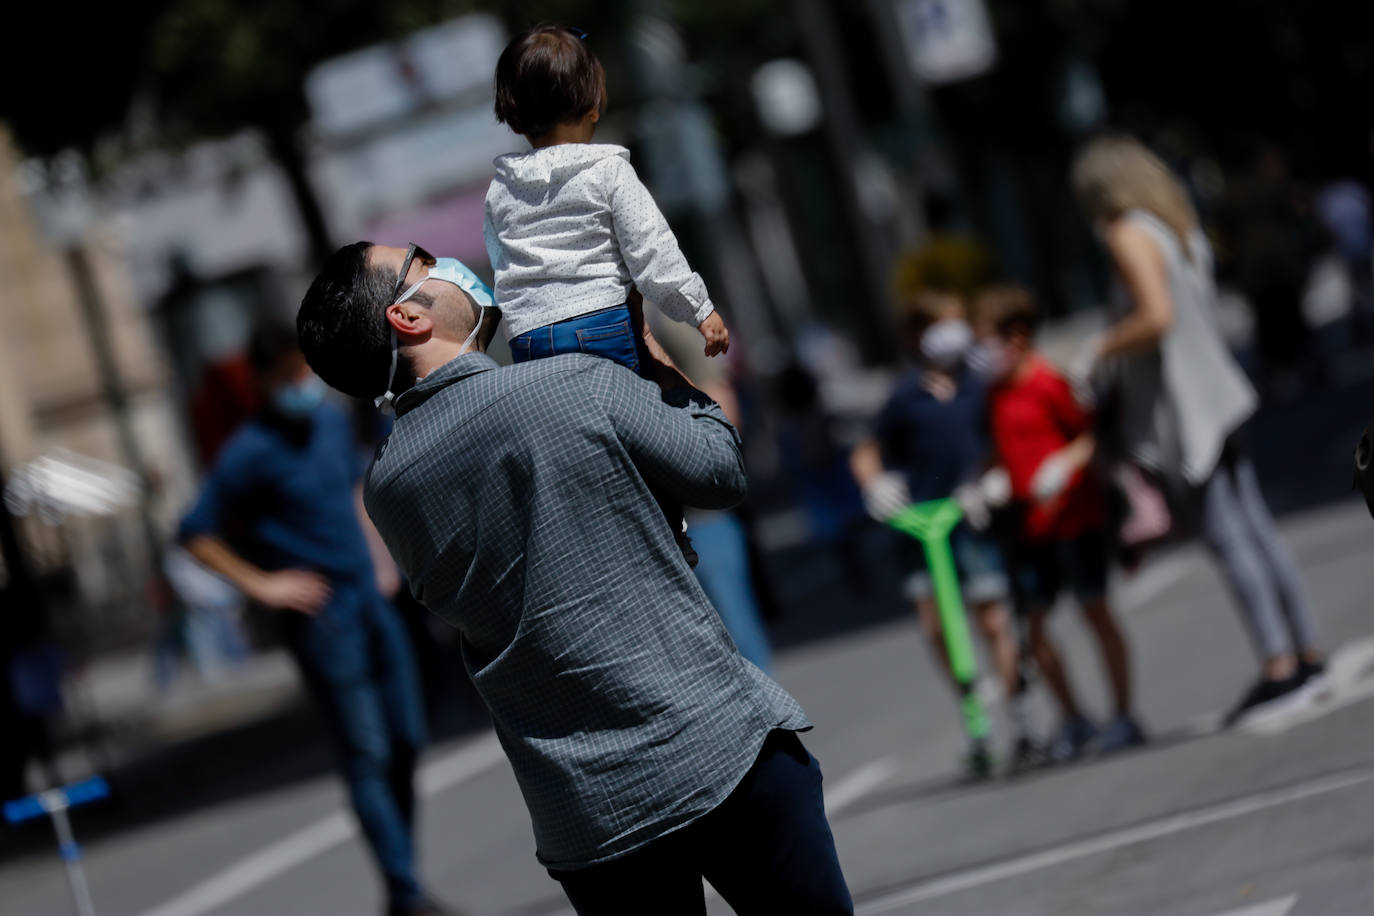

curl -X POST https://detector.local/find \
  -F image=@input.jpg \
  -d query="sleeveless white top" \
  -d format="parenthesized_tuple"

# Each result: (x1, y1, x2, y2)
(1109, 210, 1257, 486)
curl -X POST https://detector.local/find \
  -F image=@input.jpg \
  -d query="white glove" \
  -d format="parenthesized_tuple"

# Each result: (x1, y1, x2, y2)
(1031, 451, 1075, 503)
(862, 471, 911, 522)
(977, 467, 1012, 508)
(953, 482, 990, 531)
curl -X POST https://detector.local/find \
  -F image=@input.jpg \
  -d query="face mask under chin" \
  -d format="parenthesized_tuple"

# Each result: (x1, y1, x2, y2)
(273, 376, 326, 416)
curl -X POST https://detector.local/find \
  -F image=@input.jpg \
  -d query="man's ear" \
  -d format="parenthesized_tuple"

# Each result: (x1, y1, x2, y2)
(385, 302, 434, 344)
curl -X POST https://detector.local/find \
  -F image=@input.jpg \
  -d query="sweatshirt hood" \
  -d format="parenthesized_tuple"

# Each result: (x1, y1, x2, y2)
(492, 143, 629, 187)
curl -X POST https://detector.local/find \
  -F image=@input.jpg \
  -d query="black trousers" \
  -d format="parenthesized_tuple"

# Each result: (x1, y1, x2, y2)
(549, 730, 853, 916)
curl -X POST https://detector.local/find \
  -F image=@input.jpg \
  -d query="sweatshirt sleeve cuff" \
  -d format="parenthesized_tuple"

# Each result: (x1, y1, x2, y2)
(692, 299, 716, 326)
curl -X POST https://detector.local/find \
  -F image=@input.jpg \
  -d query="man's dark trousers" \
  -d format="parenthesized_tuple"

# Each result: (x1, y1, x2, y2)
(549, 730, 853, 915)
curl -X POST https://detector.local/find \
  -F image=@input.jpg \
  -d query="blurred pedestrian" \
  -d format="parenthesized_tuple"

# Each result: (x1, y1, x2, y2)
(179, 322, 444, 916)
(851, 291, 1036, 776)
(1072, 135, 1327, 727)
(975, 285, 1145, 759)
(1314, 178, 1374, 342)
(1213, 143, 1312, 391)
(298, 242, 852, 916)
(648, 315, 775, 672)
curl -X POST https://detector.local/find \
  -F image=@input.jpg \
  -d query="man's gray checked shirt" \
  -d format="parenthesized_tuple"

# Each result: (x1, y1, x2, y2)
(363, 352, 809, 869)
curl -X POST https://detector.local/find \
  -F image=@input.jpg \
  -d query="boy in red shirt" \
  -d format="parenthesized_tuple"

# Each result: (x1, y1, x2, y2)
(976, 286, 1146, 758)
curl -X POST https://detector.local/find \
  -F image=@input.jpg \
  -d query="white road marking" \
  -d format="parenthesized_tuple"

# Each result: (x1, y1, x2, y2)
(1113, 552, 1197, 612)
(138, 814, 353, 916)
(856, 767, 1374, 914)
(138, 732, 505, 916)
(416, 731, 509, 795)
(825, 756, 900, 816)
(1208, 894, 1298, 916)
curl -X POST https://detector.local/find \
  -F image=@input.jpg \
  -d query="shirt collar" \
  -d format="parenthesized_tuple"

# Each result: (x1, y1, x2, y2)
(393, 352, 499, 417)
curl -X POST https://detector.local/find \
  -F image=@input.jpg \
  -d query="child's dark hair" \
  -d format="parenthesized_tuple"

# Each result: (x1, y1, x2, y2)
(494, 25, 605, 140)
(974, 284, 1041, 338)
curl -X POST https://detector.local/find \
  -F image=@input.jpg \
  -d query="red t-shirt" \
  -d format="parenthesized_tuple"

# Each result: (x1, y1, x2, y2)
(989, 357, 1105, 541)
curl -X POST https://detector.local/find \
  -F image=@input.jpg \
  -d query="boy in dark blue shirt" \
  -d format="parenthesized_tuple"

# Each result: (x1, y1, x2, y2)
(851, 292, 1035, 776)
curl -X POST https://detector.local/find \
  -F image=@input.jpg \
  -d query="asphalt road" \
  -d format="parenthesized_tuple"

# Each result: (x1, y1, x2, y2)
(4, 499, 1374, 916)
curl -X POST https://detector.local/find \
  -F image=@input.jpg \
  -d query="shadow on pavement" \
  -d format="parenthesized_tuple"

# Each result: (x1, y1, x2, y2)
(832, 718, 1228, 824)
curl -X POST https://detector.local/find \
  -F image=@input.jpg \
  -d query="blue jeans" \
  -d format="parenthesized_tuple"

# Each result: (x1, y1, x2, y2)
(690, 512, 773, 672)
(549, 730, 853, 915)
(280, 583, 428, 908)
(509, 305, 650, 377)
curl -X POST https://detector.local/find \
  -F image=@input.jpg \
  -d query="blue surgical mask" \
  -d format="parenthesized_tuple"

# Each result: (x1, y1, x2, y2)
(274, 375, 327, 417)
(377, 257, 496, 409)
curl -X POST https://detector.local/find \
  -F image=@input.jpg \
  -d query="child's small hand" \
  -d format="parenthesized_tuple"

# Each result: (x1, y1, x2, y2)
(698, 312, 730, 357)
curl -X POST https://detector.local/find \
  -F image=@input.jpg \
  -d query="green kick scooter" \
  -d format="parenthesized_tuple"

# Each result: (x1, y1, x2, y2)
(888, 497, 994, 777)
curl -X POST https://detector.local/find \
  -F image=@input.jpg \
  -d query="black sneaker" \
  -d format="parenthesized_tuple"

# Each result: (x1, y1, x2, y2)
(1049, 715, 1097, 763)
(962, 740, 995, 780)
(1097, 715, 1148, 753)
(1007, 736, 1047, 775)
(1296, 659, 1332, 700)
(1296, 659, 1325, 683)
(1223, 675, 1305, 727)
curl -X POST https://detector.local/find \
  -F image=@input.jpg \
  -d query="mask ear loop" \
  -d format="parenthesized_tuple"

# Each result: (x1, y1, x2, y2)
(374, 325, 400, 410)
(375, 278, 427, 410)
(459, 305, 487, 355)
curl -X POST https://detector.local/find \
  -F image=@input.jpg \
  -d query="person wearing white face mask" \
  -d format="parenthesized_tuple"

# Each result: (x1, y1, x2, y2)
(179, 321, 447, 916)
(850, 291, 1038, 777)
(297, 242, 853, 914)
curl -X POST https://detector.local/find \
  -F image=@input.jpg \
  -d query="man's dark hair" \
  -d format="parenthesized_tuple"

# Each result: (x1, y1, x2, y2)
(247, 319, 301, 375)
(297, 241, 396, 400)
(494, 25, 605, 139)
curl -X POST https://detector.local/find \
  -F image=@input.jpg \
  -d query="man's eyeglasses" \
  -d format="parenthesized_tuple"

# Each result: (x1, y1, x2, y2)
(390, 243, 436, 304)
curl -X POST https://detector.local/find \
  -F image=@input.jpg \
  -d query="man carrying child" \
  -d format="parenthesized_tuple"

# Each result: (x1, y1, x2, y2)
(292, 23, 853, 915)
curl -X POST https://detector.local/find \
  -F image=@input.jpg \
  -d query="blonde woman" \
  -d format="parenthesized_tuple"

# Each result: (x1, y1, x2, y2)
(1072, 135, 1325, 727)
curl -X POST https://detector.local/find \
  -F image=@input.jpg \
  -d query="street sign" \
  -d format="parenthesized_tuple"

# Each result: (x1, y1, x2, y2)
(894, 0, 998, 85)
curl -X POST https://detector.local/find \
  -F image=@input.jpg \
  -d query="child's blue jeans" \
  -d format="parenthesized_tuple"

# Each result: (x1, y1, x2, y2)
(509, 304, 651, 377)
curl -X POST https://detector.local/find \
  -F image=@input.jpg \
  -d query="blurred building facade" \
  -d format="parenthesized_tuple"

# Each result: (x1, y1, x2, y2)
(0, 128, 195, 651)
